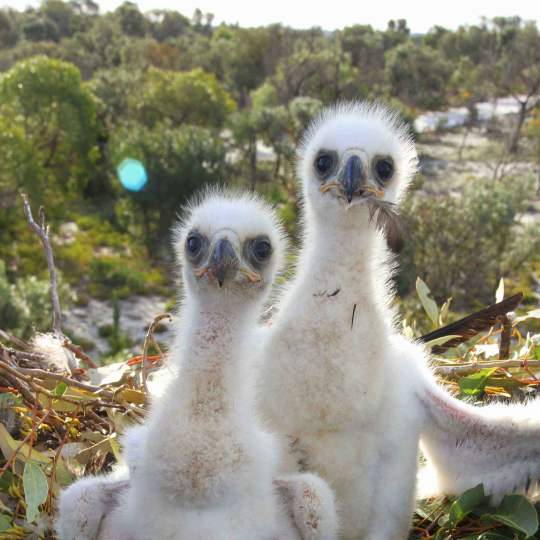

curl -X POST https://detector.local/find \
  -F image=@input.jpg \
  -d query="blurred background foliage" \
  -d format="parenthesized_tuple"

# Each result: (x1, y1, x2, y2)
(0, 2, 539, 359)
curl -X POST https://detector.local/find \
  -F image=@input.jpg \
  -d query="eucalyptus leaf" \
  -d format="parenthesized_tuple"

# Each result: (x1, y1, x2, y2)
(495, 277, 505, 303)
(0, 514, 11, 532)
(53, 381, 68, 397)
(87, 361, 129, 386)
(416, 277, 439, 326)
(425, 334, 461, 348)
(459, 368, 497, 396)
(23, 461, 49, 524)
(439, 297, 452, 326)
(486, 494, 538, 537)
(448, 483, 485, 526)
(0, 424, 50, 467)
(0, 470, 14, 493)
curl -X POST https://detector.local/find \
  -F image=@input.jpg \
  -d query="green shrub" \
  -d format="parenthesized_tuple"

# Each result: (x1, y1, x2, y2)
(89, 257, 151, 299)
(54, 215, 167, 299)
(398, 174, 540, 309)
(0, 260, 74, 338)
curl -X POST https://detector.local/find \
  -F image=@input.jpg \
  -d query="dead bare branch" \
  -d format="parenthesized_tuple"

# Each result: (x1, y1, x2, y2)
(20, 193, 63, 335)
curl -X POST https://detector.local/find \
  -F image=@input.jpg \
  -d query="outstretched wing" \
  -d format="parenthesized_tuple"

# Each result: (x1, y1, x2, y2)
(418, 293, 523, 354)
(417, 373, 540, 501)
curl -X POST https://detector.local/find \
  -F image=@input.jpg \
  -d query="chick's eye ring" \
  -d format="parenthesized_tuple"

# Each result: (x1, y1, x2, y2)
(186, 234, 202, 255)
(253, 239, 272, 261)
(374, 158, 394, 182)
(315, 154, 334, 175)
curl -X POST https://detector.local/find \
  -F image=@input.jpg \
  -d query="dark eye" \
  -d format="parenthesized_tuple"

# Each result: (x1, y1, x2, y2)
(253, 239, 272, 261)
(374, 159, 394, 182)
(186, 234, 202, 256)
(315, 154, 334, 175)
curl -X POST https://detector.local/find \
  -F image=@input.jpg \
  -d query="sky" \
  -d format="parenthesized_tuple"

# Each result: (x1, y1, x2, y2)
(1, 0, 539, 34)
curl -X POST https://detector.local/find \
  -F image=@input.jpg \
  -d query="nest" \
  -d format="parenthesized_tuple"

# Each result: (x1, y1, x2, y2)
(0, 318, 168, 539)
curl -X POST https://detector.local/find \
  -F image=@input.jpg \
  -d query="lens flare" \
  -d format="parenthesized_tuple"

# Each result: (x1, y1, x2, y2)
(117, 158, 148, 191)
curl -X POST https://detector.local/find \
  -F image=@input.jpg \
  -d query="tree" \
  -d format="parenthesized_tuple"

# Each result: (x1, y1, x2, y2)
(149, 10, 189, 41)
(271, 36, 354, 103)
(383, 19, 410, 50)
(142, 39, 183, 70)
(88, 67, 144, 125)
(133, 66, 236, 128)
(448, 58, 484, 158)
(525, 109, 540, 194)
(60, 14, 124, 74)
(385, 42, 451, 110)
(0, 9, 19, 48)
(495, 21, 540, 152)
(22, 14, 60, 42)
(0, 115, 36, 206)
(0, 56, 99, 209)
(211, 26, 271, 105)
(339, 25, 385, 91)
(41, 0, 81, 38)
(115, 2, 146, 37)
(228, 94, 322, 195)
(111, 123, 227, 253)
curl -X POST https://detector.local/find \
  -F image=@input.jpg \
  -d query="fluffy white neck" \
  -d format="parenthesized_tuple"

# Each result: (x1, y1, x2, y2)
(167, 294, 260, 414)
(297, 207, 393, 330)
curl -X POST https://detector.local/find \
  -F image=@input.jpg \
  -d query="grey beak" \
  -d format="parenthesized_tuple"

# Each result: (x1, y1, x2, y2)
(340, 155, 365, 203)
(209, 238, 239, 287)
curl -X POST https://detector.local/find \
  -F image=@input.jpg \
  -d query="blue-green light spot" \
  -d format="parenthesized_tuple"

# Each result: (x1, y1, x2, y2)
(117, 158, 147, 191)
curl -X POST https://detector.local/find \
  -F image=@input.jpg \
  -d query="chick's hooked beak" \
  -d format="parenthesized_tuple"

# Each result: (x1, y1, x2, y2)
(339, 155, 366, 203)
(208, 238, 239, 288)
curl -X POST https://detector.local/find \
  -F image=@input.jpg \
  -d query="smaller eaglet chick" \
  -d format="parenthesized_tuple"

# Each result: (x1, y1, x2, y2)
(57, 190, 338, 540)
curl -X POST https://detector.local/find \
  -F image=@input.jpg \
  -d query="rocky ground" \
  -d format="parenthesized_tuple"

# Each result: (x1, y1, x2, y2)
(418, 130, 540, 215)
(65, 295, 175, 360)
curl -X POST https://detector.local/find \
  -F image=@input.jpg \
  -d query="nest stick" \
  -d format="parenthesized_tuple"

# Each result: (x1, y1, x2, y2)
(141, 313, 172, 393)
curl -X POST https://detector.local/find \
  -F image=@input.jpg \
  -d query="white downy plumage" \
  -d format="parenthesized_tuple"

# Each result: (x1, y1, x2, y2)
(258, 102, 422, 540)
(56, 190, 338, 540)
(258, 101, 540, 540)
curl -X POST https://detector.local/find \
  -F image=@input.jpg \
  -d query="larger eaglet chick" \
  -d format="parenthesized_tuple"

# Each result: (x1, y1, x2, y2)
(260, 100, 540, 540)
(258, 102, 424, 540)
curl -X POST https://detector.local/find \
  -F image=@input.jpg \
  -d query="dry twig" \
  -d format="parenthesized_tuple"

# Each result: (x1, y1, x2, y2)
(21, 193, 63, 336)
(141, 313, 172, 393)
(435, 359, 540, 377)
(62, 339, 98, 369)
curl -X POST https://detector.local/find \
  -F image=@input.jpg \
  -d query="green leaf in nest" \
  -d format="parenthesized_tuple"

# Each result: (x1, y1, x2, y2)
(459, 368, 497, 396)
(416, 277, 439, 326)
(0, 514, 11, 532)
(448, 483, 486, 526)
(486, 494, 539, 537)
(0, 470, 14, 493)
(23, 461, 49, 524)
(53, 381, 68, 396)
